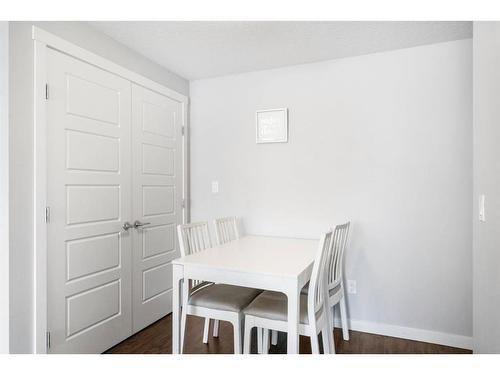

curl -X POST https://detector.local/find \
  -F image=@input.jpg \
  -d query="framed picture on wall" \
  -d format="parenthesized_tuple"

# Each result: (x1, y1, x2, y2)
(256, 108, 288, 143)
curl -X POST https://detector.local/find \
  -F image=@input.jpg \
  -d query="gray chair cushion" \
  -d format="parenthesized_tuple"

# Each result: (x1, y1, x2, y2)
(301, 283, 341, 298)
(300, 282, 310, 294)
(188, 284, 262, 312)
(328, 284, 342, 298)
(243, 291, 313, 324)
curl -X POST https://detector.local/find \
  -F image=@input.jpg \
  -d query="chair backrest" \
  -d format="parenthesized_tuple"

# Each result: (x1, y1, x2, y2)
(326, 222, 350, 292)
(177, 222, 213, 292)
(177, 222, 212, 257)
(307, 229, 335, 323)
(214, 216, 240, 245)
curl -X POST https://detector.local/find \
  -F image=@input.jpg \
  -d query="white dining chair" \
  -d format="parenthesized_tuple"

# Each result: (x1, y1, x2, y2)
(243, 230, 335, 354)
(296, 222, 351, 342)
(326, 222, 351, 341)
(177, 222, 262, 354)
(214, 216, 240, 245)
(212, 216, 241, 339)
(214, 216, 273, 352)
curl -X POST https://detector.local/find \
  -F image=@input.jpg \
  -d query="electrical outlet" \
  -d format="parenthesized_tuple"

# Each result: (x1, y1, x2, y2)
(211, 181, 219, 194)
(347, 280, 357, 294)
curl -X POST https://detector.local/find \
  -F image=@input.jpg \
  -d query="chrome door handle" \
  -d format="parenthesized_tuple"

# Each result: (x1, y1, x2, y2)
(133, 220, 151, 229)
(122, 222, 133, 231)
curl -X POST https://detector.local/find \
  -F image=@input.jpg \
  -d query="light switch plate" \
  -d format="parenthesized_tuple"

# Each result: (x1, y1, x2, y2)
(211, 181, 219, 194)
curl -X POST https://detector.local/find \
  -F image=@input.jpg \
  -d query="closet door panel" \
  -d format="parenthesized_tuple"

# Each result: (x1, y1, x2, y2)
(46, 48, 132, 354)
(131, 84, 183, 333)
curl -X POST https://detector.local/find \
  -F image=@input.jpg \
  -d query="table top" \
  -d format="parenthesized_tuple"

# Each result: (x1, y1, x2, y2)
(172, 235, 318, 278)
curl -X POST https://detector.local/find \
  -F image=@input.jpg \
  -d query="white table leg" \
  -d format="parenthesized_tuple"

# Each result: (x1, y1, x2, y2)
(172, 263, 184, 354)
(286, 284, 300, 354)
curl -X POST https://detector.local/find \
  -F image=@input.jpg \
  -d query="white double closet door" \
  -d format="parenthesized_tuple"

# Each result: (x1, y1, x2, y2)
(46, 48, 183, 353)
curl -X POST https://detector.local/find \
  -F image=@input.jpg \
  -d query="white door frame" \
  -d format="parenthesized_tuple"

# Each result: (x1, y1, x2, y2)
(0, 21, 10, 354)
(32, 26, 189, 353)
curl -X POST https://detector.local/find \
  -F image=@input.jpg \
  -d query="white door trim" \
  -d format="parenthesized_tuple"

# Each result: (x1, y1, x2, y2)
(0, 21, 10, 354)
(32, 26, 189, 353)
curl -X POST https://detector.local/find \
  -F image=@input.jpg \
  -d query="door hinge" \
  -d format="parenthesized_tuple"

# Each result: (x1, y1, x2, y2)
(45, 206, 50, 223)
(46, 331, 51, 350)
(181, 126, 185, 136)
(181, 199, 186, 209)
(45, 84, 49, 100)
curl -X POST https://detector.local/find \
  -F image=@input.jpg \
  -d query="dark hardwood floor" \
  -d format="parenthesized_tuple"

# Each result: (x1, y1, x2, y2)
(105, 314, 471, 354)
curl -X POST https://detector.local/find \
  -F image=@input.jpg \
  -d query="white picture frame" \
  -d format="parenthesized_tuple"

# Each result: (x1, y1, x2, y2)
(256, 108, 288, 143)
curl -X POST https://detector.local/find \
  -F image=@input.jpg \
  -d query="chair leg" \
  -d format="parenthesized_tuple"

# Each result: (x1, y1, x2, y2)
(203, 318, 210, 344)
(257, 327, 263, 354)
(330, 329, 336, 354)
(328, 316, 336, 354)
(271, 330, 278, 346)
(310, 333, 320, 354)
(180, 310, 187, 353)
(233, 316, 242, 354)
(321, 329, 328, 354)
(339, 297, 350, 341)
(262, 329, 269, 354)
(321, 328, 335, 354)
(213, 319, 220, 337)
(243, 321, 252, 354)
(326, 305, 336, 354)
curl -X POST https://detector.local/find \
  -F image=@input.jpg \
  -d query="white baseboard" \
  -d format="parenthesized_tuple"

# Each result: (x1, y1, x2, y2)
(333, 318, 472, 350)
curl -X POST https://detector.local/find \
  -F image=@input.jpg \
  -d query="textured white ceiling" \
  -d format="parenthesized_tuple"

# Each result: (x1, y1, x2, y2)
(88, 21, 472, 80)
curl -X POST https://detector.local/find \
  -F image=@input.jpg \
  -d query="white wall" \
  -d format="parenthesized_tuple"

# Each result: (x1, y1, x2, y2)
(9, 21, 189, 353)
(190, 39, 473, 346)
(0, 21, 9, 354)
(472, 22, 500, 353)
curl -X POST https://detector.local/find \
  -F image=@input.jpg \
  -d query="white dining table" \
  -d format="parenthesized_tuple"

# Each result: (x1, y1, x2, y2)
(171, 235, 318, 354)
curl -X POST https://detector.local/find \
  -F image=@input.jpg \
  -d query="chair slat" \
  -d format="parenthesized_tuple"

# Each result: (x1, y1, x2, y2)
(327, 222, 350, 290)
(214, 216, 240, 245)
(177, 221, 213, 289)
